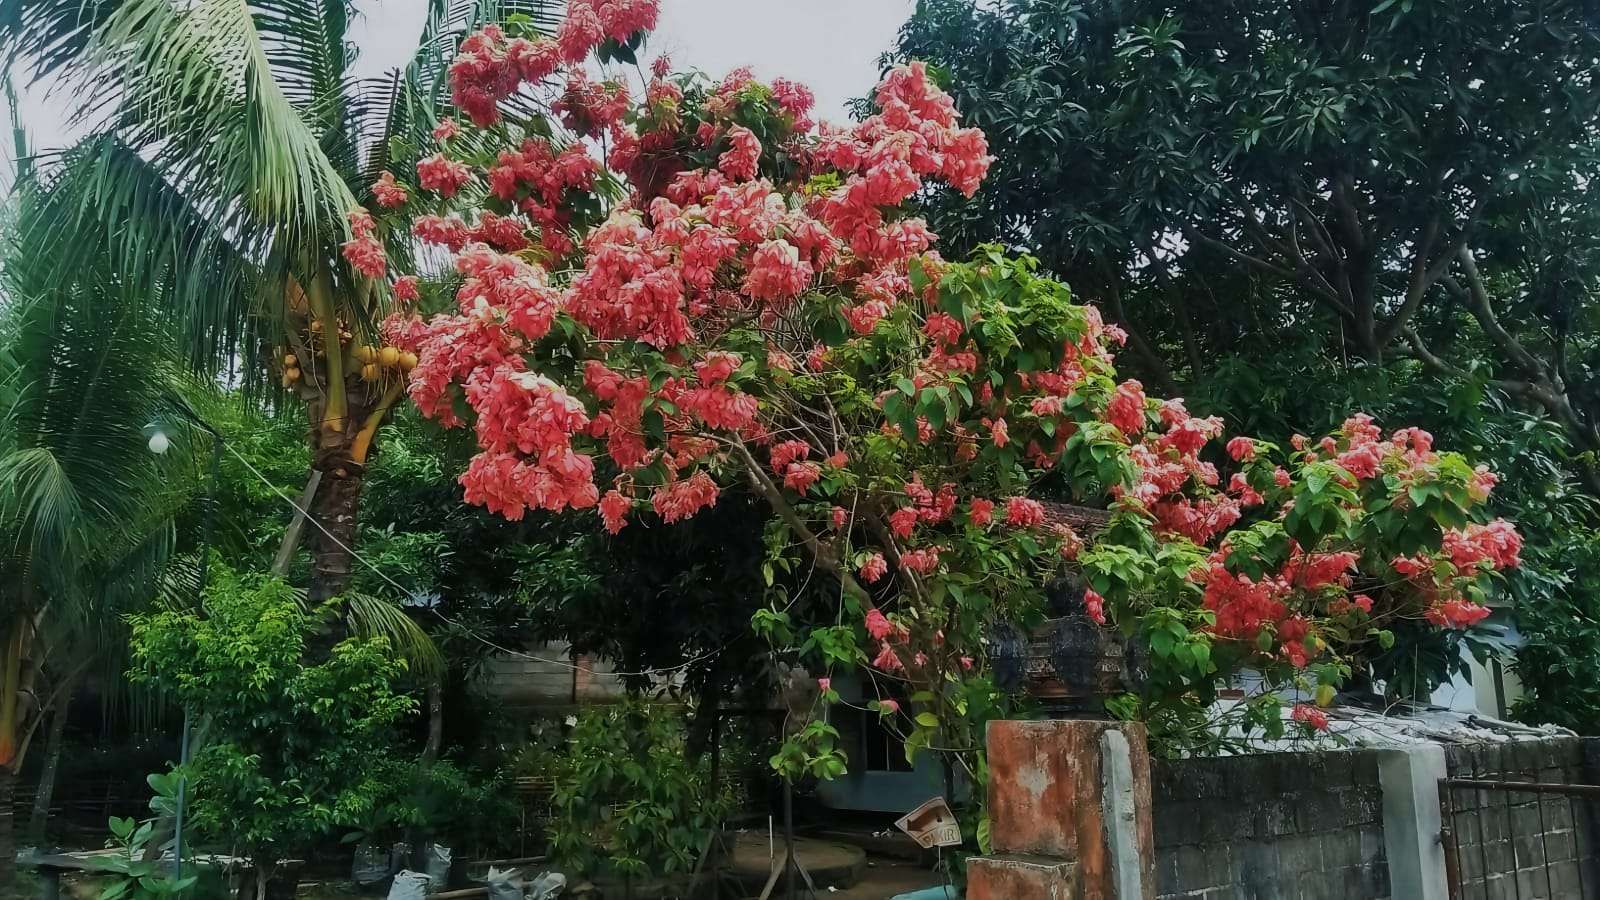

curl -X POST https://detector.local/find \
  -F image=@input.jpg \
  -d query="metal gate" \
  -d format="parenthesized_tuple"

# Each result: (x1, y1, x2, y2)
(1440, 777, 1600, 899)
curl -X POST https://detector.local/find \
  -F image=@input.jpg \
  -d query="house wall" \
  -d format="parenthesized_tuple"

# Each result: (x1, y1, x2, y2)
(477, 642, 628, 708)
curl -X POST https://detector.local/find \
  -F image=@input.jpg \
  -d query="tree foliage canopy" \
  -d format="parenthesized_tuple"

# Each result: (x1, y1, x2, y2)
(892, 0, 1600, 467)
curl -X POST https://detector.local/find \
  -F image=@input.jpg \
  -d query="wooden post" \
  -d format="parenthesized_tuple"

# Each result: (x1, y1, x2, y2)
(271, 470, 323, 576)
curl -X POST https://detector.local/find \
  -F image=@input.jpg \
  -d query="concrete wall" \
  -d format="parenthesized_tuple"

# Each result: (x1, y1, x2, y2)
(1441, 738, 1600, 899)
(1151, 749, 1391, 900)
(1143, 738, 1600, 900)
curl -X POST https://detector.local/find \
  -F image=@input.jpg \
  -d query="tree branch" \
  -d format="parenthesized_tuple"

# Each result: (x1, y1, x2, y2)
(730, 438, 873, 603)
(1182, 225, 1353, 318)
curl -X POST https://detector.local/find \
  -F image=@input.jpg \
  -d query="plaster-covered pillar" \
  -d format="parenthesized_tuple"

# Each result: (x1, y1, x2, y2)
(967, 719, 1156, 900)
(1377, 744, 1449, 900)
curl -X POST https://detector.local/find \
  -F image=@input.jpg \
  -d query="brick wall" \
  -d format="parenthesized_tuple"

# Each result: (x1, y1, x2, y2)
(1152, 748, 1391, 900)
(1441, 738, 1600, 899)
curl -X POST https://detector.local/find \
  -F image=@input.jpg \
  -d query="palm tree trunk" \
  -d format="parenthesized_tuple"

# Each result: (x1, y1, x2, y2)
(26, 676, 76, 846)
(308, 441, 366, 604)
(0, 766, 17, 886)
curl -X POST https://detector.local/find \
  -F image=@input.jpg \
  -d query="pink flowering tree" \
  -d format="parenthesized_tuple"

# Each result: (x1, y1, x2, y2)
(359, 0, 1523, 775)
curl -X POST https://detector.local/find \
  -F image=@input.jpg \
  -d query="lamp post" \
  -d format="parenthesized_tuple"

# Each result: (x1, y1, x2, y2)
(144, 403, 223, 882)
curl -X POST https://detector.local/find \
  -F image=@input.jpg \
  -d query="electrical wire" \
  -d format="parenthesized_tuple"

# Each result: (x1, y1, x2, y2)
(222, 440, 729, 679)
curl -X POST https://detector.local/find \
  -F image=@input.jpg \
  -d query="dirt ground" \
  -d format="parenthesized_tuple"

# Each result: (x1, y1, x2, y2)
(823, 856, 952, 899)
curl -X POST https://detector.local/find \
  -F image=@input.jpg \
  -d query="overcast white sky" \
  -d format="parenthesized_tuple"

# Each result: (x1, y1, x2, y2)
(1, 0, 915, 185)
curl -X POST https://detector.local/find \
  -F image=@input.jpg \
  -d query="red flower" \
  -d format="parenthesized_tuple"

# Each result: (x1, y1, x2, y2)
(899, 547, 941, 574)
(865, 608, 893, 640)
(922, 312, 963, 345)
(743, 239, 812, 301)
(969, 498, 994, 527)
(1426, 599, 1492, 630)
(718, 125, 762, 181)
(889, 507, 918, 539)
(990, 418, 1009, 448)
(651, 471, 720, 523)
(860, 553, 889, 584)
(1106, 379, 1147, 436)
(1004, 497, 1046, 528)
(373, 171, 409, 208)
(1084, 588, 1106, 625)
(417, 153, 473, 197)
(770, 440, 811, 474)
(599, 490, 630, 534)
(393, 276, 420, 302)
(783, 461, 822, 494)
(1291, 704, 1330, 732)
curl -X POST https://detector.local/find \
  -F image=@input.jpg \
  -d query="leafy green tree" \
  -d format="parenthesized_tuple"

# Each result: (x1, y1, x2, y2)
(127, 564, 416, 898)
(0, 0, 561, 603)
(888, 0, 1600, 729)
(890, 0, 1600, 475)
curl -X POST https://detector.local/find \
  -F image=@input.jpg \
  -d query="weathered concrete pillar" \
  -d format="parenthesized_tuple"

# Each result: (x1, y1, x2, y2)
(968, 720, 1157, 900)
(1377, 744, 1449, 900)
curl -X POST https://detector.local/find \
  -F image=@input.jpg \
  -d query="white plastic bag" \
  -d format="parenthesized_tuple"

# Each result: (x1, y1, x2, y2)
(484, 866, 524, 900)
(387, 869, 432, 900)
(424, 844, 452, 888)
(528, 872, 566, 899)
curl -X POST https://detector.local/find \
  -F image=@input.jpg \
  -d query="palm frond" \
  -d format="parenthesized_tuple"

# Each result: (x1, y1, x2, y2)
(14, 136, 265, 374)
(343, 589, 444, 677)
(0, 171, 191, 605)
(0, 0, 372, 374)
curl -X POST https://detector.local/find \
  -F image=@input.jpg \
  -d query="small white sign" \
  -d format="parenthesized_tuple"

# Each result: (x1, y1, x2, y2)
(895, 796, 962, 849)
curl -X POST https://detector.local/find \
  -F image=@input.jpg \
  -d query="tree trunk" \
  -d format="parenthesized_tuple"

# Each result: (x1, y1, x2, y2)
(26, 677, 75, 846)
(307, 441, 366, 605)
(421, 679, 443, 765)
(0, 766, 17, 886)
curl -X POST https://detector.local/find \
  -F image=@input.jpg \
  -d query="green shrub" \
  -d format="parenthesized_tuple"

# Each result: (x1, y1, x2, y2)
(547, 700, 733, 880)
(126, 564, 415, 876)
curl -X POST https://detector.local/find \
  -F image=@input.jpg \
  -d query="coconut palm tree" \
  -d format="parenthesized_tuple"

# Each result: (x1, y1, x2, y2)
(0, 152, 201, 877)
(0, 0, 561, 605)
(0, 160, 448, 880)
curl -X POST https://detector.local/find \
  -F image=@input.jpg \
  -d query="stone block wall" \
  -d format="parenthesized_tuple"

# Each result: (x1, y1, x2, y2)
(1151, 748, 1391, 900)
(1441, 738, 1600, 900)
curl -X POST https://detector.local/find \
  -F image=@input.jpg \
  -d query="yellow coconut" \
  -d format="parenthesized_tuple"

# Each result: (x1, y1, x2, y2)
(355, 345, 377, 364)
(378, 346, 401, 367)
(399, 351, 419, 371)
(361, 364, 381, 382)
(282, 353, 298, 368)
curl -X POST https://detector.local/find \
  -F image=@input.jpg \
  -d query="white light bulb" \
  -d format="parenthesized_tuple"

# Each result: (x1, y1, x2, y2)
(147, 431, 171, 455)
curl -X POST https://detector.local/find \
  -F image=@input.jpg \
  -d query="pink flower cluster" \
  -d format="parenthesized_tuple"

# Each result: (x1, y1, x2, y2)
(1291, 704, 1330, 732)
(341, 209, 386, 278)
(418, 153, 473, 198)
(372, 171, 408, 208)
(488, 137, 599, 257)
(446, 1, 656, 129)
